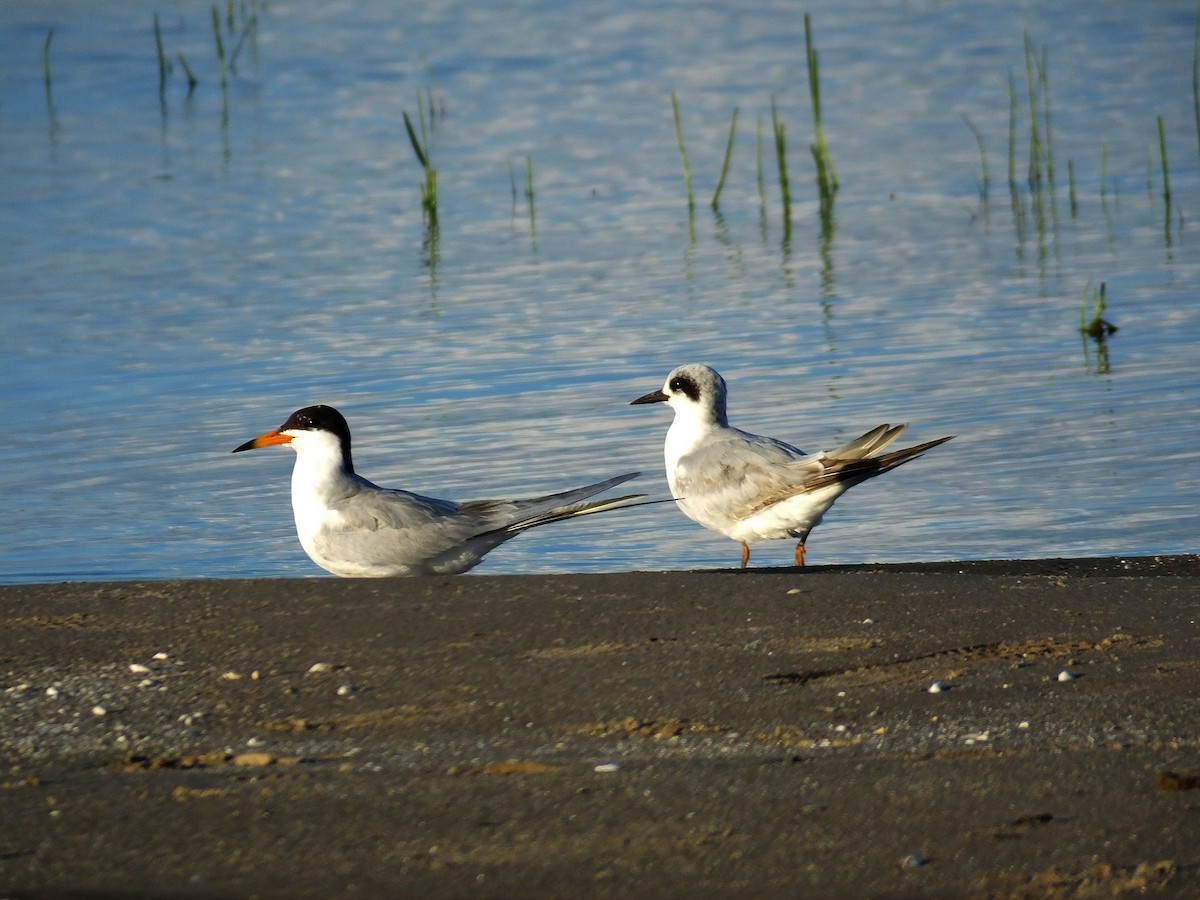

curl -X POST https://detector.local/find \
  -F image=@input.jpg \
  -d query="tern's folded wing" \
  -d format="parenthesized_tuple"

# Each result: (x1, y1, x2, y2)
(316, 487, 485, 567)
(674, 435, 828, 522)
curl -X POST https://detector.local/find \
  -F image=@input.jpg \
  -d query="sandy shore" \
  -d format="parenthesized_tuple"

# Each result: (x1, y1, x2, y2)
(2, 556, 1199, 898)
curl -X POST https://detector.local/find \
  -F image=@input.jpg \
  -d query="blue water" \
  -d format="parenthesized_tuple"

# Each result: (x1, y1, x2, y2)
(2, 0, 1198, 580)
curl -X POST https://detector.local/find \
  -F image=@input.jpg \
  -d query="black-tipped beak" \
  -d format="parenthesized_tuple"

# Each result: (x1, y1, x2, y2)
(631, 389, 669, 406)
(232, 430, 293, 453)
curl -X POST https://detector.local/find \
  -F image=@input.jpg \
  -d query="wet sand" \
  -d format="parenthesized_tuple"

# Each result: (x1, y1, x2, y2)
(2, 556, 1199, 898)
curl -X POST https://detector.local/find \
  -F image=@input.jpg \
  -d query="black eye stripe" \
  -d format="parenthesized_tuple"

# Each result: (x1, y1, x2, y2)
(669, 375, 701, 403)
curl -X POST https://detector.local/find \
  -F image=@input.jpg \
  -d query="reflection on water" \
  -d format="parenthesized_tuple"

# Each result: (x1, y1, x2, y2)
(1, 0, 1198, 582)
(1079, 282, 1118, 376)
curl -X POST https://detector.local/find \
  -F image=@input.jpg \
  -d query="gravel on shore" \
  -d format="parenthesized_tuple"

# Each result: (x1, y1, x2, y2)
(2, 555, 1199, 898)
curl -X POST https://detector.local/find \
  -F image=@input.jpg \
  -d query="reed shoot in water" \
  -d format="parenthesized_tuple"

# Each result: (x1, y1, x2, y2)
(804, 14, 838, 203)
(670, 92, 695, 215)
(771, 97, 791, 239)
(211, 6, 228, 89)
(711, 107, 738, 210)
(403, 93, 438, 226)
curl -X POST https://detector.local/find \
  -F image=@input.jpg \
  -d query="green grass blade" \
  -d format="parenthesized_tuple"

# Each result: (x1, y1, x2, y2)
(1023, 31, 1041, 190)
(525, 155, 536, 233)
(228, 14, 257, 73)
(1194, 1, 1200, 168)
(771, 96, 791, 241)
(154, 15, 169, 92)
(804, 14, 837, 200)
(804, 15, 822, 125)
(177, 53, 198, 92)
(402, 112, 429, 169)
(1067, 159, 1077, 218)
(670, 92, 695, 213)
(42, 27, 53, 93)
(1157, 114, 1171, 204)
(1039, 43, 1055, 195)
(1006, 70, 1018, 190)
(771, 99, 789, 208)
(711, 106, 738, 210)
(403, 96, 438, 226)
(509, 161, 518, 217)
(961, 113, 990, 206)
(755, 115, 766, 207)
(211, 6, 228, 88)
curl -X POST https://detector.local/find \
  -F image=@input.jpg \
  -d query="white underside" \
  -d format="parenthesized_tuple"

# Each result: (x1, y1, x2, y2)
(664, 412, 844, 546)
(673, 483, 845, 545)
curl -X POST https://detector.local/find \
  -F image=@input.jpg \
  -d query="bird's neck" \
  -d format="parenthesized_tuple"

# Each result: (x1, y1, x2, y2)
(664, 411, 722, 471)
(290, 447, 354, 514)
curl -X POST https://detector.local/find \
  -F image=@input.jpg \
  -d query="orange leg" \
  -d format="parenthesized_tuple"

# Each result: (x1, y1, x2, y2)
(740, 542, 750, 569)
(794, 542, 806, 567)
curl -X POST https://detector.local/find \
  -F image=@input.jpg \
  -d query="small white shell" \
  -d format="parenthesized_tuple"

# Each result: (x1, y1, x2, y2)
(129, 663, 151, 674)
(1057, 669, 1078, 682)
(927, 681, 947, 694)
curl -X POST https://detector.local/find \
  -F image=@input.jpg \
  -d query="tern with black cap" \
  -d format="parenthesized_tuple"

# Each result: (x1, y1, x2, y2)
(234, 405, 643, 576)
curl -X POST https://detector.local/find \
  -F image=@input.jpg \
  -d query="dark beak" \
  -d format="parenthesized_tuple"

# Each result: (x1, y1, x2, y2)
(630, 389, 669, 406)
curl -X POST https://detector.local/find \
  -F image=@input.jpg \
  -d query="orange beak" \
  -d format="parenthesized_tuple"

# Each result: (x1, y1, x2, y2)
(232, 430, 294, 453)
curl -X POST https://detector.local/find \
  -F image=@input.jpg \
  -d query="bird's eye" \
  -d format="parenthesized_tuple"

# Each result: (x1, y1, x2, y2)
(669, 375, 700, 402)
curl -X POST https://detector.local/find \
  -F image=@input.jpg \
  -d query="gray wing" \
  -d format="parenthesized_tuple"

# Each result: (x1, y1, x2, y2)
(316, 479, 489, 568)
(674, 428, 828, 522)
(315, 472, 641, 567)
(674, 425, 916, 522)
